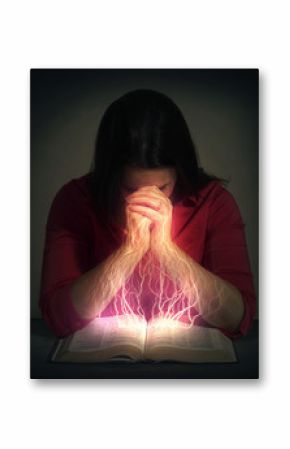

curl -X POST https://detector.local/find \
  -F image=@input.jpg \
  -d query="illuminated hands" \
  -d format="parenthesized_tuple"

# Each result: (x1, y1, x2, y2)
(124, 204, 151, 256)
(126, 186, 173, 254)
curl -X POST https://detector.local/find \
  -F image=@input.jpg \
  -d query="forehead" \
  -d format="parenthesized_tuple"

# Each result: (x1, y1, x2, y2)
(122, 167, 176, 188)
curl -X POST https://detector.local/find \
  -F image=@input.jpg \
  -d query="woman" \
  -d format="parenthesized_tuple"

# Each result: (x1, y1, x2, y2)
(39, 88, 256, 338)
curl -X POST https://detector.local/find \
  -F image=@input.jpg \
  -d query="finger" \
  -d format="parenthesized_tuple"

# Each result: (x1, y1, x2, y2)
(126, 196, 162, 211)
(127, 190, 163, 198)
(128, 195, 172, 214)
(127, 188, 160, 196)
(127, 204, 163, 222)
(127, 191, 169, 206)
(137, 185, 161, 192)
(131, 185, 165, 196)
(127, 209, 151, 223)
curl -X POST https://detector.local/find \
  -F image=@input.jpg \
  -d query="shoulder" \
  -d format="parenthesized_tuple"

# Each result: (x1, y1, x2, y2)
(52, 172, 93, 205)
(47, 172, 94, 230)
(183, 180, 231, 206)
(184, 181, 244, 227)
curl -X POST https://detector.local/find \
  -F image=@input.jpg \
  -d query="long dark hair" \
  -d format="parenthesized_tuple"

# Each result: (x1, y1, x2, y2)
(89, 89, 224, 223)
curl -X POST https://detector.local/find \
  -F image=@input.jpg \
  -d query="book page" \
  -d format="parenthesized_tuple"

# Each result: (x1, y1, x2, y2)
(146, 317, 229, 351)
(68, 314, 147, 353)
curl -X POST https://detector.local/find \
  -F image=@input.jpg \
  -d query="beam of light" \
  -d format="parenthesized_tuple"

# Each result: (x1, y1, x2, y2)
(87, 213, 222, 330)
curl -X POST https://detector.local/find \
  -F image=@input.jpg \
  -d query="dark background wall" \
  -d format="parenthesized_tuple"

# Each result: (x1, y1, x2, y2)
(31, 69, 258, 318)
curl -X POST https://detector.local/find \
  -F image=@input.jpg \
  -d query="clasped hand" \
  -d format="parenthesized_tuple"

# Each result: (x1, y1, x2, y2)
(125, 186, 173, 255)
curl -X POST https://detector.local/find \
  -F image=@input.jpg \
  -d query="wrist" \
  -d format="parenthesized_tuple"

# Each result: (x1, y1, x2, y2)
(122, 241, 147, 259)
(151, 236, 174, 255)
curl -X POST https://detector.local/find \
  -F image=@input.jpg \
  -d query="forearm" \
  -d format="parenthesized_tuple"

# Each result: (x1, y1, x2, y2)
(70, 243, 144, 320)
(156, 242, 245, 332)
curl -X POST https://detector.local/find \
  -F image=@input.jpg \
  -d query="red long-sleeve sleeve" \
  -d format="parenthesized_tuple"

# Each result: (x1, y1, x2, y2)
(200, 186, 257, 338)
(39, 174, 257, 339)
(39, 181, 94, 337)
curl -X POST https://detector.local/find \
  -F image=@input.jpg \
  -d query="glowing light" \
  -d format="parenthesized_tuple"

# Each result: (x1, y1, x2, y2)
(88, 212, 221, 329)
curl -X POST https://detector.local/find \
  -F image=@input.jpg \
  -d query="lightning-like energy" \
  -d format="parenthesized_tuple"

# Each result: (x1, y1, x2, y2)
(89, 214, 222, 330)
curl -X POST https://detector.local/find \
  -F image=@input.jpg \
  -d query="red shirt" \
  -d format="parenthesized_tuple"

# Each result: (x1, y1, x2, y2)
(39, 173, 256, 338)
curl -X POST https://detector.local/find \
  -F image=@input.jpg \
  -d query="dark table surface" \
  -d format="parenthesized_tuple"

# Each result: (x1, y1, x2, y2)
(31, 319, 259, 379)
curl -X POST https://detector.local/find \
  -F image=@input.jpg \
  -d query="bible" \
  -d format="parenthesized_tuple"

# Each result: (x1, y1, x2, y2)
(51, 314, 237, 363)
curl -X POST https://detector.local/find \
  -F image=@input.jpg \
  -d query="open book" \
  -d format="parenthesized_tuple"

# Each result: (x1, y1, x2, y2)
(51, 314, 237, 363)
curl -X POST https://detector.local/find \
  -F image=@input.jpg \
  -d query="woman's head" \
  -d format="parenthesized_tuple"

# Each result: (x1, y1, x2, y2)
(121, 166, 177, 199)
(90, 88, 218, 221)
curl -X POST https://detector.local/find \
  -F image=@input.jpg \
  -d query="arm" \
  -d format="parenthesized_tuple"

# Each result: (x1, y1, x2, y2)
(153, 240, 244, 332)
(71, 205, 151, 319)
(127, 185, 255, 334)
(39, 182, 151, 336)
(70, 241, 144, 320)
